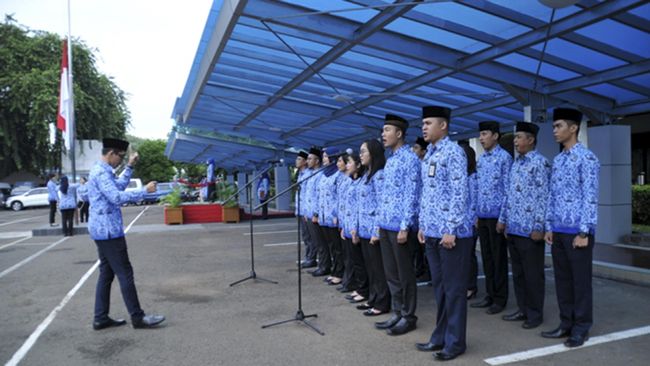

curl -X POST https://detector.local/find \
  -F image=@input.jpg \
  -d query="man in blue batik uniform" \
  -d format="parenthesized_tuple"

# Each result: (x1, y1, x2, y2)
(472, 121, 512, 315)
(498, 122, 551, 330)
(304, 147, 329, 277)
(541, 108, 599, 348)
(374, 114, 421, 336)
(415, 106, 473, 362)
(296, 151, 316, 268)
(47, 173, 59, 227)
(88, 138, 165, 330)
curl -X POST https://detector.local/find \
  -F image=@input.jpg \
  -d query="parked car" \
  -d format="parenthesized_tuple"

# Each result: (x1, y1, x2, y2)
(124, 178, 144, 205)
(5, 187, 50, 211)
(142, 182, 179, 203)
(0, 182, 11, 206)
(10, 181, 38, 196)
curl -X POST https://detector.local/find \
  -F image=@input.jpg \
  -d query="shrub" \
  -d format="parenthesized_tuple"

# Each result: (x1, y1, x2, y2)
(632, 185, 650, 225)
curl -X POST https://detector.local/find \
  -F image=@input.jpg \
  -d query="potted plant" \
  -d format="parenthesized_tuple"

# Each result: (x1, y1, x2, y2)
(217, 182, 240, 223)
(160, 187, 183, 225)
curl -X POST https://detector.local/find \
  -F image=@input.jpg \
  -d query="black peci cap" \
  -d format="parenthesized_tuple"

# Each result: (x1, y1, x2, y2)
(102, 138, 129, 152)
(552, 108, 582, 123)
(478, 121, 500, 134)
(422, 105, 451, 120)
(515, 122, 540, 137)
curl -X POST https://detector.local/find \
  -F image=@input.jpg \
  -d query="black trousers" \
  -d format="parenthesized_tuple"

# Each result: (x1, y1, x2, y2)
(305, 220, 329, 271)
(324, 226, 344, 278)
(300, 217, 316, 262)
(79, 201, 90, 223)
(94, 237, 145, 322)
(478, 218, 509, 307)
(410, 228, 428, 278)
(260, 198, 269, 219)
(552, 233, 594, 337)
(360, 238, 390, 311)
(349, 238, 369, 297)
(49, 200, 57, 224)
(206, 183, 216, 201)
(508, 235, 545, 324)
(425, 236, 473, 356)
(380, 229, 417, 322)
(61, 209, 75, 236)
(468, 235, 479, 291)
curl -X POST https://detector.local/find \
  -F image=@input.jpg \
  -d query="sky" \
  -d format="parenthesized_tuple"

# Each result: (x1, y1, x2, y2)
(1, 0, 214, 140)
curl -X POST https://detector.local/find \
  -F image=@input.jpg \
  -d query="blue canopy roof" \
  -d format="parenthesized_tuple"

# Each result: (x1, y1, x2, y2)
(166, 0, 650, 171)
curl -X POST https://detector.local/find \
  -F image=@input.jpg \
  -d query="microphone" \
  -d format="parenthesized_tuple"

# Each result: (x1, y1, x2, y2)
(267, 159, 285, 164)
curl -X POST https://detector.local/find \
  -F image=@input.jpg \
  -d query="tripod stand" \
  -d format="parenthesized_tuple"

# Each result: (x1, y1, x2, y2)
(258, 164, 332, 335)
(228, 164, 278, 287)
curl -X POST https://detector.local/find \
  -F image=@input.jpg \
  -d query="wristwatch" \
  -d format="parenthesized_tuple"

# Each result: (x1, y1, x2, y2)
(578, 232, 588, 238)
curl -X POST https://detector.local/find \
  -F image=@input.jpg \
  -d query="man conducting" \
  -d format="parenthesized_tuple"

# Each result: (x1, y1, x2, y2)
(88, 138, 165, 330)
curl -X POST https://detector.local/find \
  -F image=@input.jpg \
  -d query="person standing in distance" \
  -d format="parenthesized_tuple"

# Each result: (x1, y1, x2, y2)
(88, 138, 165, 330)
(47, 173, 59, 227)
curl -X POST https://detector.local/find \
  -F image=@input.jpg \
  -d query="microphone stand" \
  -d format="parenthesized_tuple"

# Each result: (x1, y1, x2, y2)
(228, 163, 279, 287)
(258, 163, 335, 336)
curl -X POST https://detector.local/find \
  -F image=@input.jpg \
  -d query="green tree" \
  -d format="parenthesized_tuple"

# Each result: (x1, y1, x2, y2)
(132, 139, 175, 183)
(0, 16, 129, 178)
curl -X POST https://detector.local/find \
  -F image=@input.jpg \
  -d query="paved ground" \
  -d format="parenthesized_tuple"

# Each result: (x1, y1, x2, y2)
(1, 206, 649, 365)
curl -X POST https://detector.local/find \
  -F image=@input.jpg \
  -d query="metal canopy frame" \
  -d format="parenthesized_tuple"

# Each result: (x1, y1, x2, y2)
(167, 0, 650, 171)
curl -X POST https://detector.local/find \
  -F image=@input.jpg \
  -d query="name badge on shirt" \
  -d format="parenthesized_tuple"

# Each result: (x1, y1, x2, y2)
(428, 162, 436, 178)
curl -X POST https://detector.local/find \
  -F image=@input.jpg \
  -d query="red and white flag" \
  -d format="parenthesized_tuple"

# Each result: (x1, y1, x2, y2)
(57, 39, 71, 151)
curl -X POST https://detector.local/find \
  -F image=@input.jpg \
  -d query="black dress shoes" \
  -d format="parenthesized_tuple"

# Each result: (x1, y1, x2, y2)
(470, 298, 493, 308)
(356, 303, 372, 310)
(363, 309, 386, 317)
(541, 326, 571, 338)
(502, 311, 526, 321)
(564, 333, 589, 347)
(300, 260, 317, 268)
(415, 342, 444, 352)
(386, 318, 416, 336)
(486, 304, 504, 315)
(375, 314, 401, 330)
(522, 320, 542, 329)
(93, 317, 127, 330)
(132, 314, 165, 329)
(434, 351, 461, 361)
(337, 285, 352, 293)
(311, 269, 331, 277)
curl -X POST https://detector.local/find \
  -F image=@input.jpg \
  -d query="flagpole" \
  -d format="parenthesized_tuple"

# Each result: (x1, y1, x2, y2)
(67, 0, 76, 182)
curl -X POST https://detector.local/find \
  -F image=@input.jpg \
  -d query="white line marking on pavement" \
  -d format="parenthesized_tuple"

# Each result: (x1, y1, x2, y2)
(484, 325, 650, 365)
(14, 243, 59, 247)
(0, 218, 32, 227)
(0, 232, 32, 239)
(263, 242, 298, 247)
(244, 230, 295, 235)
(0, 236, 32, 251)
(0, 237, 69, 280)
(4, 206, 148, 366)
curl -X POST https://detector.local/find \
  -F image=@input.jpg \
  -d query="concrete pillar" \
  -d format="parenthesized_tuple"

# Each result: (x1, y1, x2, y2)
(274, 165, 291, 211)
(588, 125, 632, 244)
(237, 172, 248, 206)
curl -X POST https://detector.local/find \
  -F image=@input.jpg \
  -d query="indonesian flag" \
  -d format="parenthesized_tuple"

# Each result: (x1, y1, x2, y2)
(57, 39, 71, 151)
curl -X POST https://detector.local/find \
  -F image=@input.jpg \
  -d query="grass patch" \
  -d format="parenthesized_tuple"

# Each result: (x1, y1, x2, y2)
(632, 224, 650, 234)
